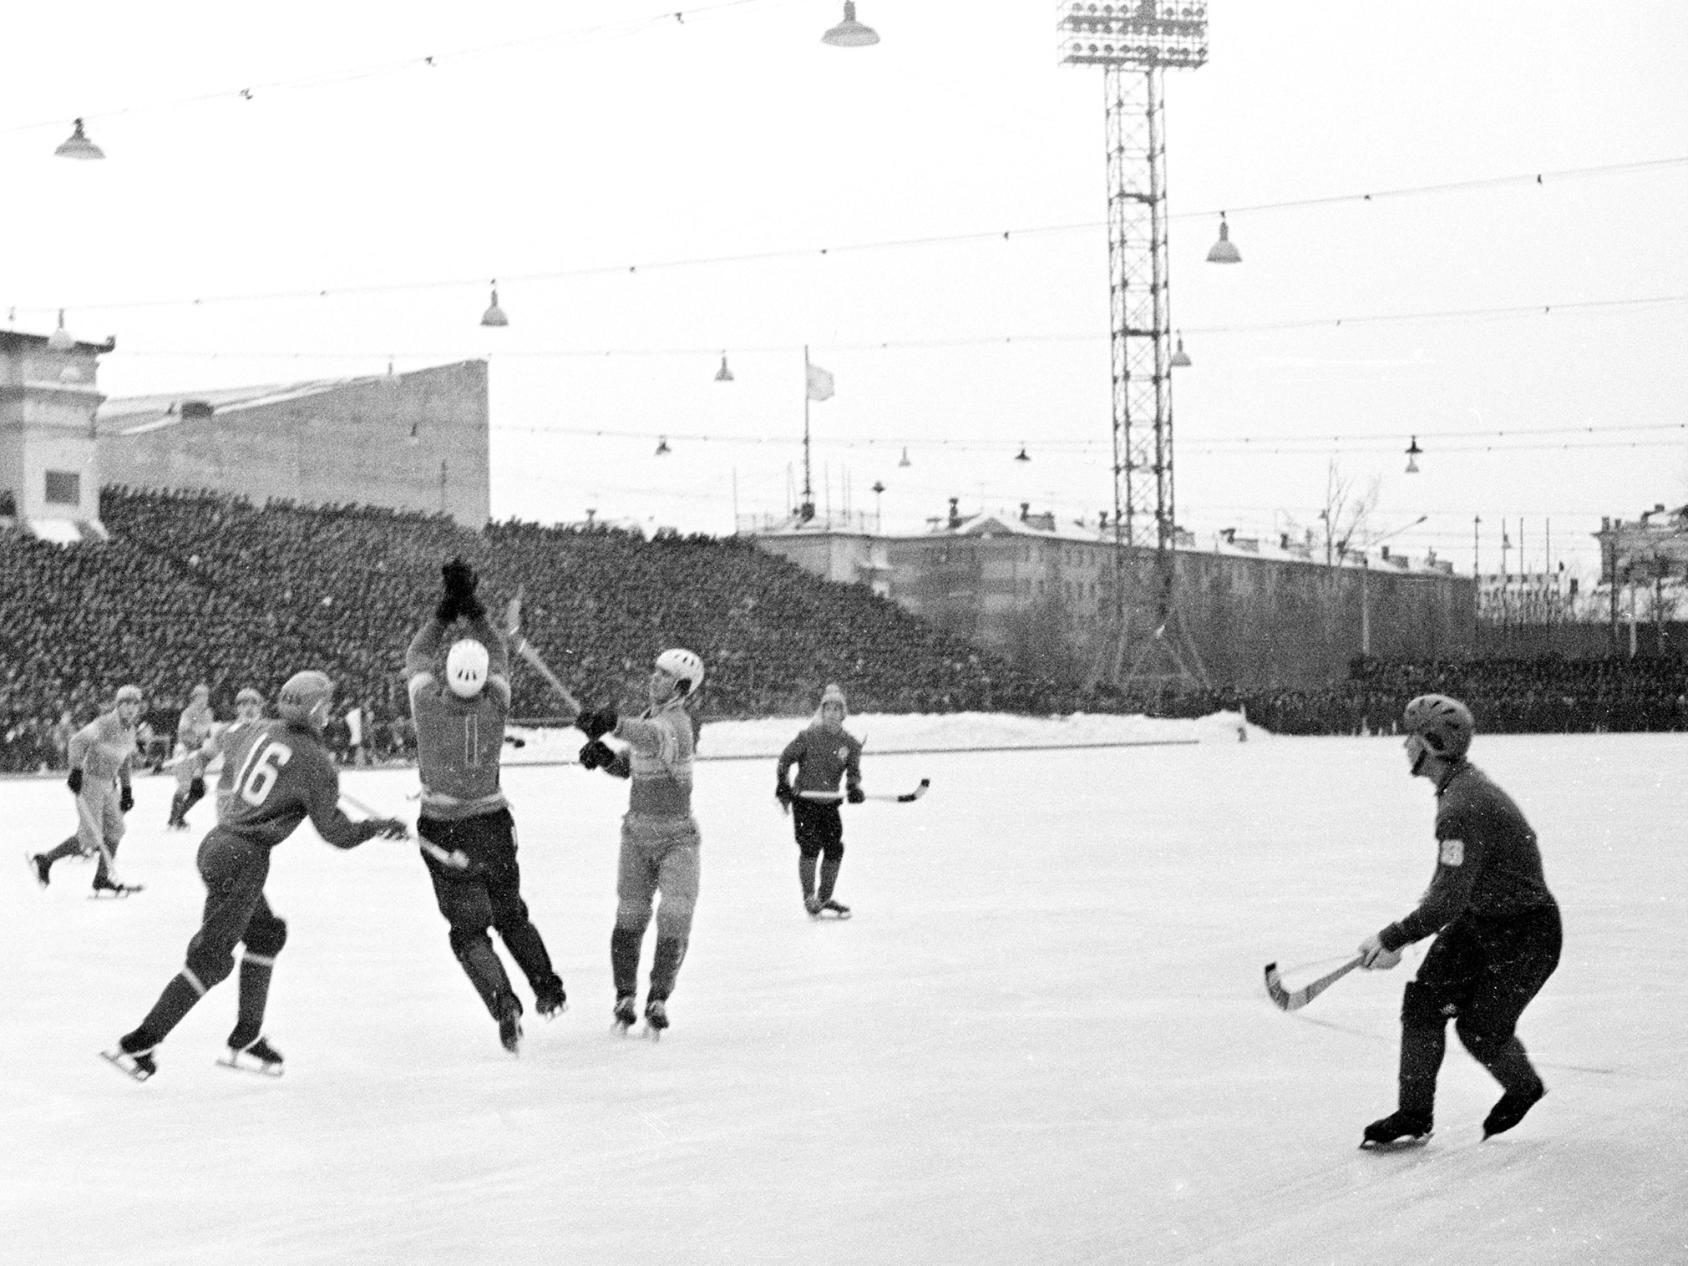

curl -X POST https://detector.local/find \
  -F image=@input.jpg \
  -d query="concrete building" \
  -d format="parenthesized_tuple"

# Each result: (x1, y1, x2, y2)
(96, 360, 490, 526)
(752, 502, 1475, 690)
(0, 328, 116, 541)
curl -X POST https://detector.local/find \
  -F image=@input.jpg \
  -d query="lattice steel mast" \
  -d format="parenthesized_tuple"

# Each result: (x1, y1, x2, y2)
(1059, 3, 1210, 689)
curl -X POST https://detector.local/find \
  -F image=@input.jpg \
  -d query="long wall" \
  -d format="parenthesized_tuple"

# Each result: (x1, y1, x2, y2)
(97, 361, 490, 526)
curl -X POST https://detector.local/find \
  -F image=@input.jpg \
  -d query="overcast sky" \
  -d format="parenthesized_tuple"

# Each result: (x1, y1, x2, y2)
(3, 1, 1684, 578)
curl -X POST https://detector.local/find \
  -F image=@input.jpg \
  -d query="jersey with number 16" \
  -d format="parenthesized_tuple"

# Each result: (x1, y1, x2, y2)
(213, 718, 364, 850)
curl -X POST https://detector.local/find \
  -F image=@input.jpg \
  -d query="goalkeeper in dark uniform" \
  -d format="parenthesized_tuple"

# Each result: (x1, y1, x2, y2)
(103, 671, 407, 1080)
(1356, 694, 1562, 1147)
(407, 558, 566, 1055)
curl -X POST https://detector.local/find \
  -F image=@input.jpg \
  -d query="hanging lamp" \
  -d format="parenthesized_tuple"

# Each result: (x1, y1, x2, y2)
(822, 2, 879, 47)
(480, 281, 509, 327)
(1206, 214, 1241, 264)
(55, 118, 104, 161)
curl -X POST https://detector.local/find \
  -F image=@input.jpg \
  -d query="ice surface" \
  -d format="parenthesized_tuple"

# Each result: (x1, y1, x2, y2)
(4, 716, 1684, 1264)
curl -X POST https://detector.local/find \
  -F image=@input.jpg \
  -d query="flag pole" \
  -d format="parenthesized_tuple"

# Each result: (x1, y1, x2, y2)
(802, 345, 815, 521)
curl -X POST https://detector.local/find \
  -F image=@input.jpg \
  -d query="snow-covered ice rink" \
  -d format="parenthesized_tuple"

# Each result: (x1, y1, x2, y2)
(5, 714, 1685, 1264)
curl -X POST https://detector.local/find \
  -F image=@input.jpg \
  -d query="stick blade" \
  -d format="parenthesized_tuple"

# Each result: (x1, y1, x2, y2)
(898, 778, 931, 803)
(1263, 961, 1297, 1011)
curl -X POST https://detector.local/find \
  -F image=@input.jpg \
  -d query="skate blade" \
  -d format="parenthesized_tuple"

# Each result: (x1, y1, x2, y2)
(89, 887, 144, 900)
(217, 1052, 284, 1077)
(1359, 1133, 1431, 1152)
(100, 1049, 153, 1082)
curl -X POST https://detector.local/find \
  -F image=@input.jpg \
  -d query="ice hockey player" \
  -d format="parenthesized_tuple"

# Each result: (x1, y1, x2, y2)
(407, 558, 568, 1055)
(28, 684, 144, 895)
(166, 683, 217, 830)
(774, 682, 864, 918)
(102, 670, 408, 1081)
(1356, 694, 1562, 1148)
(575, 648, 704, 1038)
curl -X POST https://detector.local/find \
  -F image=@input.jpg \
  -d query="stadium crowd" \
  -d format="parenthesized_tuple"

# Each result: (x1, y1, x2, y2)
(2, 487, 1685, 772)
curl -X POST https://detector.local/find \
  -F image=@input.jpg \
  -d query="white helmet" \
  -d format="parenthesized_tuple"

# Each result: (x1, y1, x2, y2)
(446, 639, 490, 699)
(655, 648, 704, 698)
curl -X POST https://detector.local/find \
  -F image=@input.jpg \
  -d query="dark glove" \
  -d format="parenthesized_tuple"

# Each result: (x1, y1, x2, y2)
(775, 783, 794, 813)
(67, 769, 83, 795)
(374, 818, 410, 841)
(576, 708, 617, 740)
(436, 556, 485, 622)
(847, 787, 865, 805)
(579, 739, 615, 771)
(119, 785, 134, 813)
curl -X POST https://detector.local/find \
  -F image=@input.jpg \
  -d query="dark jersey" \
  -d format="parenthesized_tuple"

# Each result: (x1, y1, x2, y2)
(213, 718, 379, 850)
(777, 721, 863, 798)
(406, 613, 511, 820)
(1382, 760, 1557, 951)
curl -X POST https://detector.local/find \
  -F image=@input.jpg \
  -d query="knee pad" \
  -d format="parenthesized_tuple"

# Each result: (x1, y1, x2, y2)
(655, 899, 695, 940)
(1401, 980, 1455, 1029)
(186, 947, 236, 989)
(449, 927, 493, 960)
(1454, 1016, 1512, 1060)
(245, 915, 288, 959)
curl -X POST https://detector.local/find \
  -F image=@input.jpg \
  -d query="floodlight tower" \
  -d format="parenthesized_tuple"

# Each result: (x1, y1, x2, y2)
(1058, 2, 1210, 689)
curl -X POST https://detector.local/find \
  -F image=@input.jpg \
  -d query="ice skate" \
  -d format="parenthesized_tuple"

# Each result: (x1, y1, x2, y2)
(91, 875, 143, 898)
(219, 1036, 285, 1077)
(497, 1000, 523, 1054)
(1360, 1110, 1433, 1150)
(820, 898, 852, 920)
(26, 851, 50, 888)
(1482, 1081, 1545, 1139)
(612, 995, 637, 1036)
(804, 896, 823, 917)
(101, 1035, 158, 1082)
(535, 981, 568, 1020)
(644, 998, 669, 1041)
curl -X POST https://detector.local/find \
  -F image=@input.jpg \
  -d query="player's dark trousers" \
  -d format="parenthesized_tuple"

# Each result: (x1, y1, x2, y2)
(1396, 904, 1562, 1118)
(793, 800, 845, 902)
(127, 832, 287, 1049)
(420, 809, 560, 1019)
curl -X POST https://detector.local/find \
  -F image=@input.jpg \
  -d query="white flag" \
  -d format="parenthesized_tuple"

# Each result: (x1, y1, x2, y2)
(806, 363, 835, 402)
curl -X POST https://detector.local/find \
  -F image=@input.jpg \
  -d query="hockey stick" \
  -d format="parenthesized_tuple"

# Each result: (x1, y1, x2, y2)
(1263, 957, 1363, 1012)
(338, 791, 469, 872)
(796, 778, 930, 804)
(503, 590, 582, 720)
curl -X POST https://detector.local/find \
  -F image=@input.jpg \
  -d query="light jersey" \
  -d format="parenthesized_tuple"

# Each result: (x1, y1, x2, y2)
(68, 712, 137, 785)
(615, 698, 695, 818)
(408, 680, 510, 819)
(176, 702, 216, 752)
(213, 718, 374, 851)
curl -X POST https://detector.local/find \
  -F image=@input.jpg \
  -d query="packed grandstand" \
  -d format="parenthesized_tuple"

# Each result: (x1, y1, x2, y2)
(1, 486, 1683, 772)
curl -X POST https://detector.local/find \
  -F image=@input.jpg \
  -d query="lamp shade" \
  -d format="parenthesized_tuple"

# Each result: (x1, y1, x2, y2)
(1206, 215, 1241, 264)
(822, 2, 879, 46)
(55, 118, 104, 161)
(480, 282, 509, 328)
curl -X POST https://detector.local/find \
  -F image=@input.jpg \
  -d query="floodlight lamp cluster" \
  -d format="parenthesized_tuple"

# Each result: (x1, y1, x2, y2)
(1058, 1, 1208, 68)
